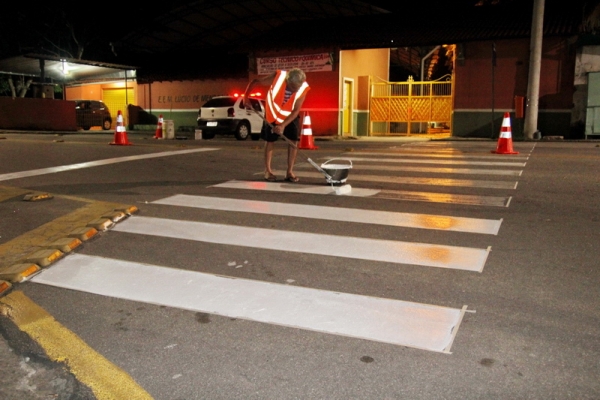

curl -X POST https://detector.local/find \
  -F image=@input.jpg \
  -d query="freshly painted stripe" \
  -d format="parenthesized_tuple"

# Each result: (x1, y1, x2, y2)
(32, 254, 468, 353)
(113, 216, 491, 271)
(345, 151, 529, 160)
(0, 148, 219, 182)
(296, 164, 523, 176)
(211, 180, 380, 197)
(339, 157, 526, 167)
(275, 170, 518, 189)
(153, 194, 502, 235)
(211, 180, 511, 206)
(0, 291, 152, 399)
(376, 189, 512, 207)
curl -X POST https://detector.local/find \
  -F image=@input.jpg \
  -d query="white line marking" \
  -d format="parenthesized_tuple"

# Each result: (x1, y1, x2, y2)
(211, 180, 512, 207)
(376, 190, 512, 207)
(296, 164, 523, 176)
(153, 194, 502, 235)
(339, 157, 526, 167)
(274, 170, 518, 189)
(345, 151, 530, 161)
(113, 216, 491, 272)
(211, 180, 380, 197)
(32, 254, 466, 353)
(0, 148, 219, 182)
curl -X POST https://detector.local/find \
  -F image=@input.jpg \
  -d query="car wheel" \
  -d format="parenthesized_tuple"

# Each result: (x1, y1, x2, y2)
(102, 119, 112, 130)
(251, 134, 260, 141)
(202, 131, 215, 139)
(235, 121, 250, 140)
(82, 126, 90, 130)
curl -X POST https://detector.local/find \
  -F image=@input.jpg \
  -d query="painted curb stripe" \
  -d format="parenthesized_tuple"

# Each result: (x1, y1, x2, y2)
(113, 216, 491, 272)
(0, 291, 152, 399)
(153, 194, 502, 235)
(32, 254, 466, 353)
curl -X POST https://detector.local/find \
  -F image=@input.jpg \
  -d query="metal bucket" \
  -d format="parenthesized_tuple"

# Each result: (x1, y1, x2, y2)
(320, 159, 352, 184)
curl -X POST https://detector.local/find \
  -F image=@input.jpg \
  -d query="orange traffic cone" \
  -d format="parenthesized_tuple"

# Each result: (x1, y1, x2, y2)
(298, 112, 318, 150)
(492, 112, 518, 154)
(153, 114, 163, 139)
(110, 110, 132, 146)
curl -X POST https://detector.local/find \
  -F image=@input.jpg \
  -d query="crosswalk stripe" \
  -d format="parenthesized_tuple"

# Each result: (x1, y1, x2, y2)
(31, 254, 468, 353)
(274, 170, 518, 189)
(344, 151, 530, 161)
(337, 157, 526, 167)
(113, 216, 491, 271)
(376, 189, 512, 207)
(0, 148, 219, 182)
(212, 180, 380, 196)
(211, 180, 512, 207)
(297, 164, 523, 176)
(152, 194, 502, 235)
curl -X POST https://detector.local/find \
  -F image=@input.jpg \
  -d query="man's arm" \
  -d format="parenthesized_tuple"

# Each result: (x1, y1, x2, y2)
(243, 72, 275, 109)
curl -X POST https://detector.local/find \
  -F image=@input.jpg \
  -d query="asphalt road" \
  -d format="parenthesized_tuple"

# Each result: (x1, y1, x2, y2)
(0, 131, 599, 399)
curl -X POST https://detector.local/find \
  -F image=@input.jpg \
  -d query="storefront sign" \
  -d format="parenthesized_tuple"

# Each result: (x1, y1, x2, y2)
(257, 53, 333, 74)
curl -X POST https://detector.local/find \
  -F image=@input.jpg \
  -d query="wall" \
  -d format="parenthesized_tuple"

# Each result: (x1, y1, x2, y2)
(135, 78, 249, 129)
(0, 98, 77, 131)
(453, 37, 576, 138)
(340, 48, 389, 136)
(249, 50, 341, 136)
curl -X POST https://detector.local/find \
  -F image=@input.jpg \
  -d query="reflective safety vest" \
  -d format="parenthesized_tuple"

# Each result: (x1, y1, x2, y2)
(265, 70, 310, 124)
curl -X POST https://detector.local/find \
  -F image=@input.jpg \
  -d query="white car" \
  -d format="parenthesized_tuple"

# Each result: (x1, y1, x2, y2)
(197, 95, 265, 140)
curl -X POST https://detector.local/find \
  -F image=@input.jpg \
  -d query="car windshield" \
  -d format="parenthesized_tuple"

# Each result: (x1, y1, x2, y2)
(202, 97, 236, 108)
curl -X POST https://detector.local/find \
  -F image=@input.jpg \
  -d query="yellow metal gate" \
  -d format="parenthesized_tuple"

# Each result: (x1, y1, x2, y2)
(370, 75, 453, 135)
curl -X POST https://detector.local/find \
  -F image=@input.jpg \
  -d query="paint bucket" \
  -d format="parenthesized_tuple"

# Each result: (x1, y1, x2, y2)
(320, 159, 352, 184)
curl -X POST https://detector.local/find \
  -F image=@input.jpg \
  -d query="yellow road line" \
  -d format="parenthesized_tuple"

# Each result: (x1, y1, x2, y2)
(0, 291, 153, 400)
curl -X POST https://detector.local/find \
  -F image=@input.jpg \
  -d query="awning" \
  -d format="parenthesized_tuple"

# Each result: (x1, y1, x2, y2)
(0, 54, 137, 85)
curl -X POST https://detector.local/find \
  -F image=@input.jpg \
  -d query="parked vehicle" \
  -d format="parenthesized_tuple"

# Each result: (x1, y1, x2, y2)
(197, 95, 264, 140)
(74, 100, 112, 130)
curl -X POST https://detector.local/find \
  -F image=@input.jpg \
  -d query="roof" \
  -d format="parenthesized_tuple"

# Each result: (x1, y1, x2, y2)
(0, 0, 594, 83)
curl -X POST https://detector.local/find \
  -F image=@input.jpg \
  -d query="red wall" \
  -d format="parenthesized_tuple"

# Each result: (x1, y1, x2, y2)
(0, 98, 77, 131)
(454, 38, 575, 110)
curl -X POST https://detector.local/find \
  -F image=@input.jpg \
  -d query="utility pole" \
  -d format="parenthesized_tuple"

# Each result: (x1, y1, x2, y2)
(524, 0, 545, 139)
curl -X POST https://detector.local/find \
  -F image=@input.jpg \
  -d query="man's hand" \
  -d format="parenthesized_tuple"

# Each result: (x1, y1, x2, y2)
(273, 125, 284, 135)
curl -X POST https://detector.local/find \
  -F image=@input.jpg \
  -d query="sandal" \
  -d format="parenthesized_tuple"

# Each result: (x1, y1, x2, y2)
(285, 175, 300, 183)
(264, 172, 277, 182)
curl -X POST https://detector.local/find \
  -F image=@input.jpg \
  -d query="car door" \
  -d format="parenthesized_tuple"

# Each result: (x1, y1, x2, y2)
(76, 101, 93, 128)
(246, 99, 264, 133)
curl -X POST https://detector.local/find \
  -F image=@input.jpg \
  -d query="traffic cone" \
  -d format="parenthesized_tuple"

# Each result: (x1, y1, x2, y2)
(153, 114, 163, 139)
(110, 110, 132, 146)
(492, 112, 518, 154)
(298, 112, 318, 150)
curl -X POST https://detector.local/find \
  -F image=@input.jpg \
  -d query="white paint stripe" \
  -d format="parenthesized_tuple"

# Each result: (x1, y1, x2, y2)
(341, 157, 526, 167)
(211, 180, 511, 207)
(113, 216, 491, 272)
(211, 180, 380, 197)
(0, 148, 219, 182)
(32, 254, 466, 353)
(153, 194, 502, 235)
(346, 151, 530, 161)
(377, 189, 512, 207)
(275, 170, 518, 189)
(296, 164, 523, 176)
